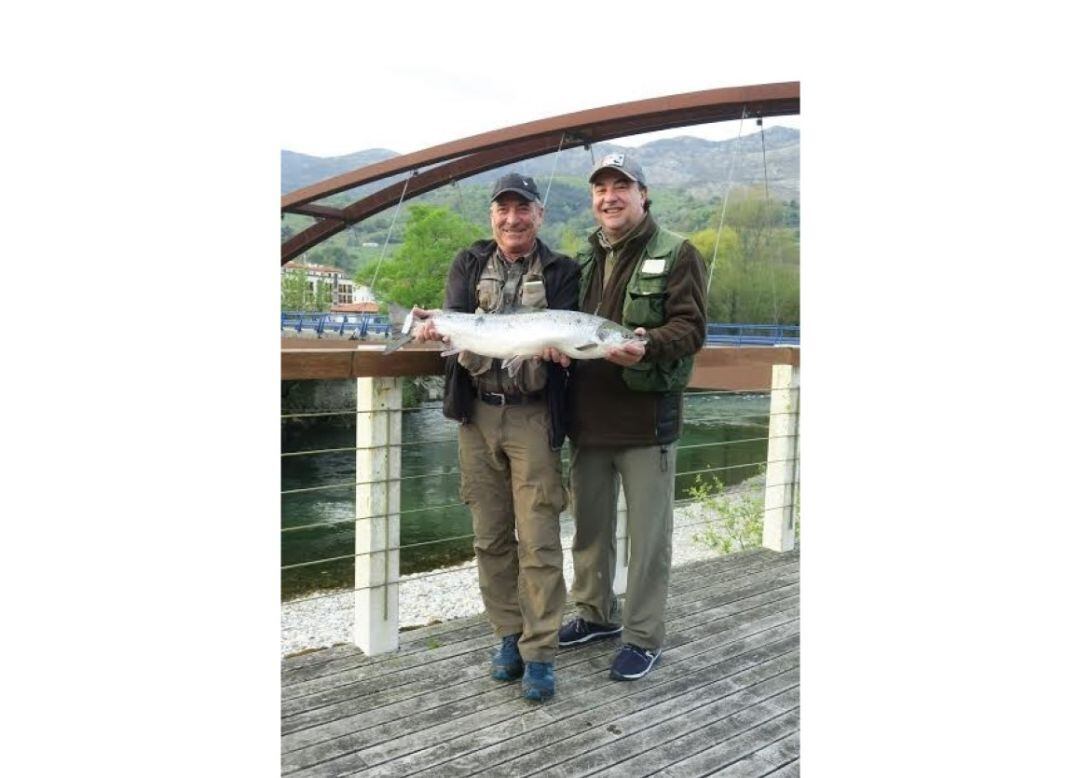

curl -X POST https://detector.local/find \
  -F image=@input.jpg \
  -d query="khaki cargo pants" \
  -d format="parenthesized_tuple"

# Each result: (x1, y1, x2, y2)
(568, 443, 676, 651)
(458, 398, 566, 663)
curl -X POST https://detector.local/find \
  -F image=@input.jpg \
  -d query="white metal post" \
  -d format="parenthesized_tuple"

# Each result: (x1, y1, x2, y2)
(353, 376, 402, 654)
(763, 364, 800, 551)
(614, 484, 628, 596)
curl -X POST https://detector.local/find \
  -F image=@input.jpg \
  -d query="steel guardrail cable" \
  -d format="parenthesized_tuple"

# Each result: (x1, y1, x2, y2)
(281, 506, 797, 604)
(280, 456, 796, 535)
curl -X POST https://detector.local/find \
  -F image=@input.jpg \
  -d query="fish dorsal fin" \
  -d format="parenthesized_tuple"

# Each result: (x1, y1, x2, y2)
(503, 355, 526, 378)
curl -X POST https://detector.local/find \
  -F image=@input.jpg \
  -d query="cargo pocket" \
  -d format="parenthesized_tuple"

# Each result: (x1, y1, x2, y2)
(621, 361, 657, 392)
(624, 276, 666, 323)
(458, 350, 493, 377)
(520, 274, 547, 309)
(517, 358, 547, 393)
(476, 277, 501, 312)
(541, 463, 567, 515)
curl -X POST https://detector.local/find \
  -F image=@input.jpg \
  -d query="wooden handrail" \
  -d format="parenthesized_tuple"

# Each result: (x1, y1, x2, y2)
(281, 343, 799, 391)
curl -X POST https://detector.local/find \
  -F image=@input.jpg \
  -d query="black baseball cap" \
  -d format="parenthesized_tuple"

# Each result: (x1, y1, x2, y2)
(588, 152, 647, 186)
(490, 173, 542, 203)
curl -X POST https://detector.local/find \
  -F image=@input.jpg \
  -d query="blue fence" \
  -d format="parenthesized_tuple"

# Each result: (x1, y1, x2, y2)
(281, 312, 393, 338)
(705, 323, 799, 346)
(282, 312, 798, 346)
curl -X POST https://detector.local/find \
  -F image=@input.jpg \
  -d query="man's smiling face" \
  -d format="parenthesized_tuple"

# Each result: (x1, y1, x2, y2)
(590, 171, 647, 241)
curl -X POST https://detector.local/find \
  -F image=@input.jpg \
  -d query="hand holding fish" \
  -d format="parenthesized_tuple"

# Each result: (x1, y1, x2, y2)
(603, 328, 648, 366)
(409, 306, 448, 344)
(540, 346, 571, 369)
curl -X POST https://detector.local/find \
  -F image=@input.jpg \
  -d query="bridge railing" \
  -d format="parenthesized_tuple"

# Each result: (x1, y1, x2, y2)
(706, 323, 800, 346)
(282, 315, 797, 345)
(280, 344, 799, 656)
(281, 311, 393, 338)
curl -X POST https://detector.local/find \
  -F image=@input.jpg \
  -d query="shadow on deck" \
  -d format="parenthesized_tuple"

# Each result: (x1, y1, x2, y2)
(281, 547, 800, 777)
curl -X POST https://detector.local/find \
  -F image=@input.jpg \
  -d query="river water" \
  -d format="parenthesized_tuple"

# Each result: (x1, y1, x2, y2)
(281, 391, 769, 599)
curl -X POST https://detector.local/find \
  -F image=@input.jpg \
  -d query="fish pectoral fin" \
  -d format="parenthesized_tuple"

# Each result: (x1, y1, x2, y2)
(439, 346, 462, 357)
(575, 342, 599, 352)
(383, 334, 412, 354)
(503, 355, 526, 378)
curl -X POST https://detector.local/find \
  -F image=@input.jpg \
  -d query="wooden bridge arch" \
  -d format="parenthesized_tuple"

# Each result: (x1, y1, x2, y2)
(280, 81, 800, 265)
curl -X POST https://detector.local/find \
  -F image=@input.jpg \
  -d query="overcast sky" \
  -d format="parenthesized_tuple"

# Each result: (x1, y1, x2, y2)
(277, 8, 804, 158)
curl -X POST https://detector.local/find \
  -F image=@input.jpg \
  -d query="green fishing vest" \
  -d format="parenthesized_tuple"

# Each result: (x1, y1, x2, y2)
(576, 226, 695, 392)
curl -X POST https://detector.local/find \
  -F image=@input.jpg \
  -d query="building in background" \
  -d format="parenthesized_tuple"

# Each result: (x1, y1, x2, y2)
(281, 261, 356, 306)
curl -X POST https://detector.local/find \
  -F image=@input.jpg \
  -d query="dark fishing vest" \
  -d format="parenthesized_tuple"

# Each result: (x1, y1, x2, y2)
(576, 226, 695, 393)
(470, 249, 549, 394)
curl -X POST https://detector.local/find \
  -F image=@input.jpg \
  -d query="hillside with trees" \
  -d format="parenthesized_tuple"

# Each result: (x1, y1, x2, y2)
(281, 128, 799, 325)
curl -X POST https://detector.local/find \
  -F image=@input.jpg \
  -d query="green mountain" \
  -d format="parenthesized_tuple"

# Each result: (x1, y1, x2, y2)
(281, 128, 799, 279)
(282, 127, 799, 202)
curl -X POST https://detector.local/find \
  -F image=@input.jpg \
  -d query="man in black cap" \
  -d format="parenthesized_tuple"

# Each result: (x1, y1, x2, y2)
(411, 173, 579, 702)
(557, 153, 707, 681)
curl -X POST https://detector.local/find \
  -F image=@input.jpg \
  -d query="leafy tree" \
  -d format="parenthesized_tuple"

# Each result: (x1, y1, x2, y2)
(692, 186, 800, 325)
(281, 268, 310, 311)
(281, 267, 336, 312)
(557, 226, 588, 257)
(375, 204, 486, 309)
(313, 277, 334, 311)
(306, 244, 352, 274)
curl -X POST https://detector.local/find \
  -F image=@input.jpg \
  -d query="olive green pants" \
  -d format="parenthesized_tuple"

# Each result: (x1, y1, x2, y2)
(458, 398, 566, 663)
(569, 443, 675, 651)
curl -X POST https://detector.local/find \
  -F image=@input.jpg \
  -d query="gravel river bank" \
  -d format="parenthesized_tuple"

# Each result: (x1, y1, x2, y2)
(281, 500, 749, 658)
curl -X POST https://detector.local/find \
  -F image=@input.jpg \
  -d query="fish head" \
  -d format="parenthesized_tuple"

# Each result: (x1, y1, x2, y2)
(595, 320, 645, 351)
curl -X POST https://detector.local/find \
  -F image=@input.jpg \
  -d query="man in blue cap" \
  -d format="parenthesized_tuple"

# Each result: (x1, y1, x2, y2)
(412, 173, 580, 701)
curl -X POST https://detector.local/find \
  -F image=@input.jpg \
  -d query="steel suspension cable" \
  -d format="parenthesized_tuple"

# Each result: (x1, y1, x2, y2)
(542, 132, 567, 207)
(366, 170, 415, 295)
(705, 107, 748, 300)
(757, 116, 781, 327)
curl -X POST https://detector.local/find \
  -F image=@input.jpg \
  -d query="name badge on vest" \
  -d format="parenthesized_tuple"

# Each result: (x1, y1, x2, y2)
(640, 259, 666, 275)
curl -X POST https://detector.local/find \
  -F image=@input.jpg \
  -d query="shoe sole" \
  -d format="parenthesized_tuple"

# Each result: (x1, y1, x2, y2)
(609, 650, 661, 681)
(558, 626, 623, 647)
(522, 687, 554, 702)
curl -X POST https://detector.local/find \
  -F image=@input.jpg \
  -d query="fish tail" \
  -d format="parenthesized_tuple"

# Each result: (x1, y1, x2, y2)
(383, 332, 412, 354)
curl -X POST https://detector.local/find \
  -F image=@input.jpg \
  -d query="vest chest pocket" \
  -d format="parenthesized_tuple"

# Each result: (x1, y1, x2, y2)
(476, 275, 501, 312)
(624, 272, 668, 327)
(520, 273, 547, 309)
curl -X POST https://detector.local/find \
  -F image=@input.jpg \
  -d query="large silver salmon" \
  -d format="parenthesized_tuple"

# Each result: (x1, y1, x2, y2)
(384, 308, 644, 376)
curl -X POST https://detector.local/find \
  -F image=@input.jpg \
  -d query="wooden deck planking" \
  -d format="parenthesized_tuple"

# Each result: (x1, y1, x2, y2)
(282, 548, 799, 777)
(282, 564, 797, 739)
(281, 554, 797, 719)
(282, 549, 791, 694)
(282, 559, 797, 718)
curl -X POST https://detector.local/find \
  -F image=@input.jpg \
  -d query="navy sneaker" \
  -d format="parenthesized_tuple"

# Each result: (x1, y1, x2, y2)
(558, 617, 623, 647)
(521, 661, 555, 702)
(610, 644, 662, 681)
(491, 634, 524, 681)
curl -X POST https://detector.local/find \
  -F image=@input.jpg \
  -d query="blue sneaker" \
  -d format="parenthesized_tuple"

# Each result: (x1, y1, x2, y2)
(491, 634, 523, 681)
(521, 661, 555, 701)
(609, 644, 662, 681)
(558, 617, 623, 647)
